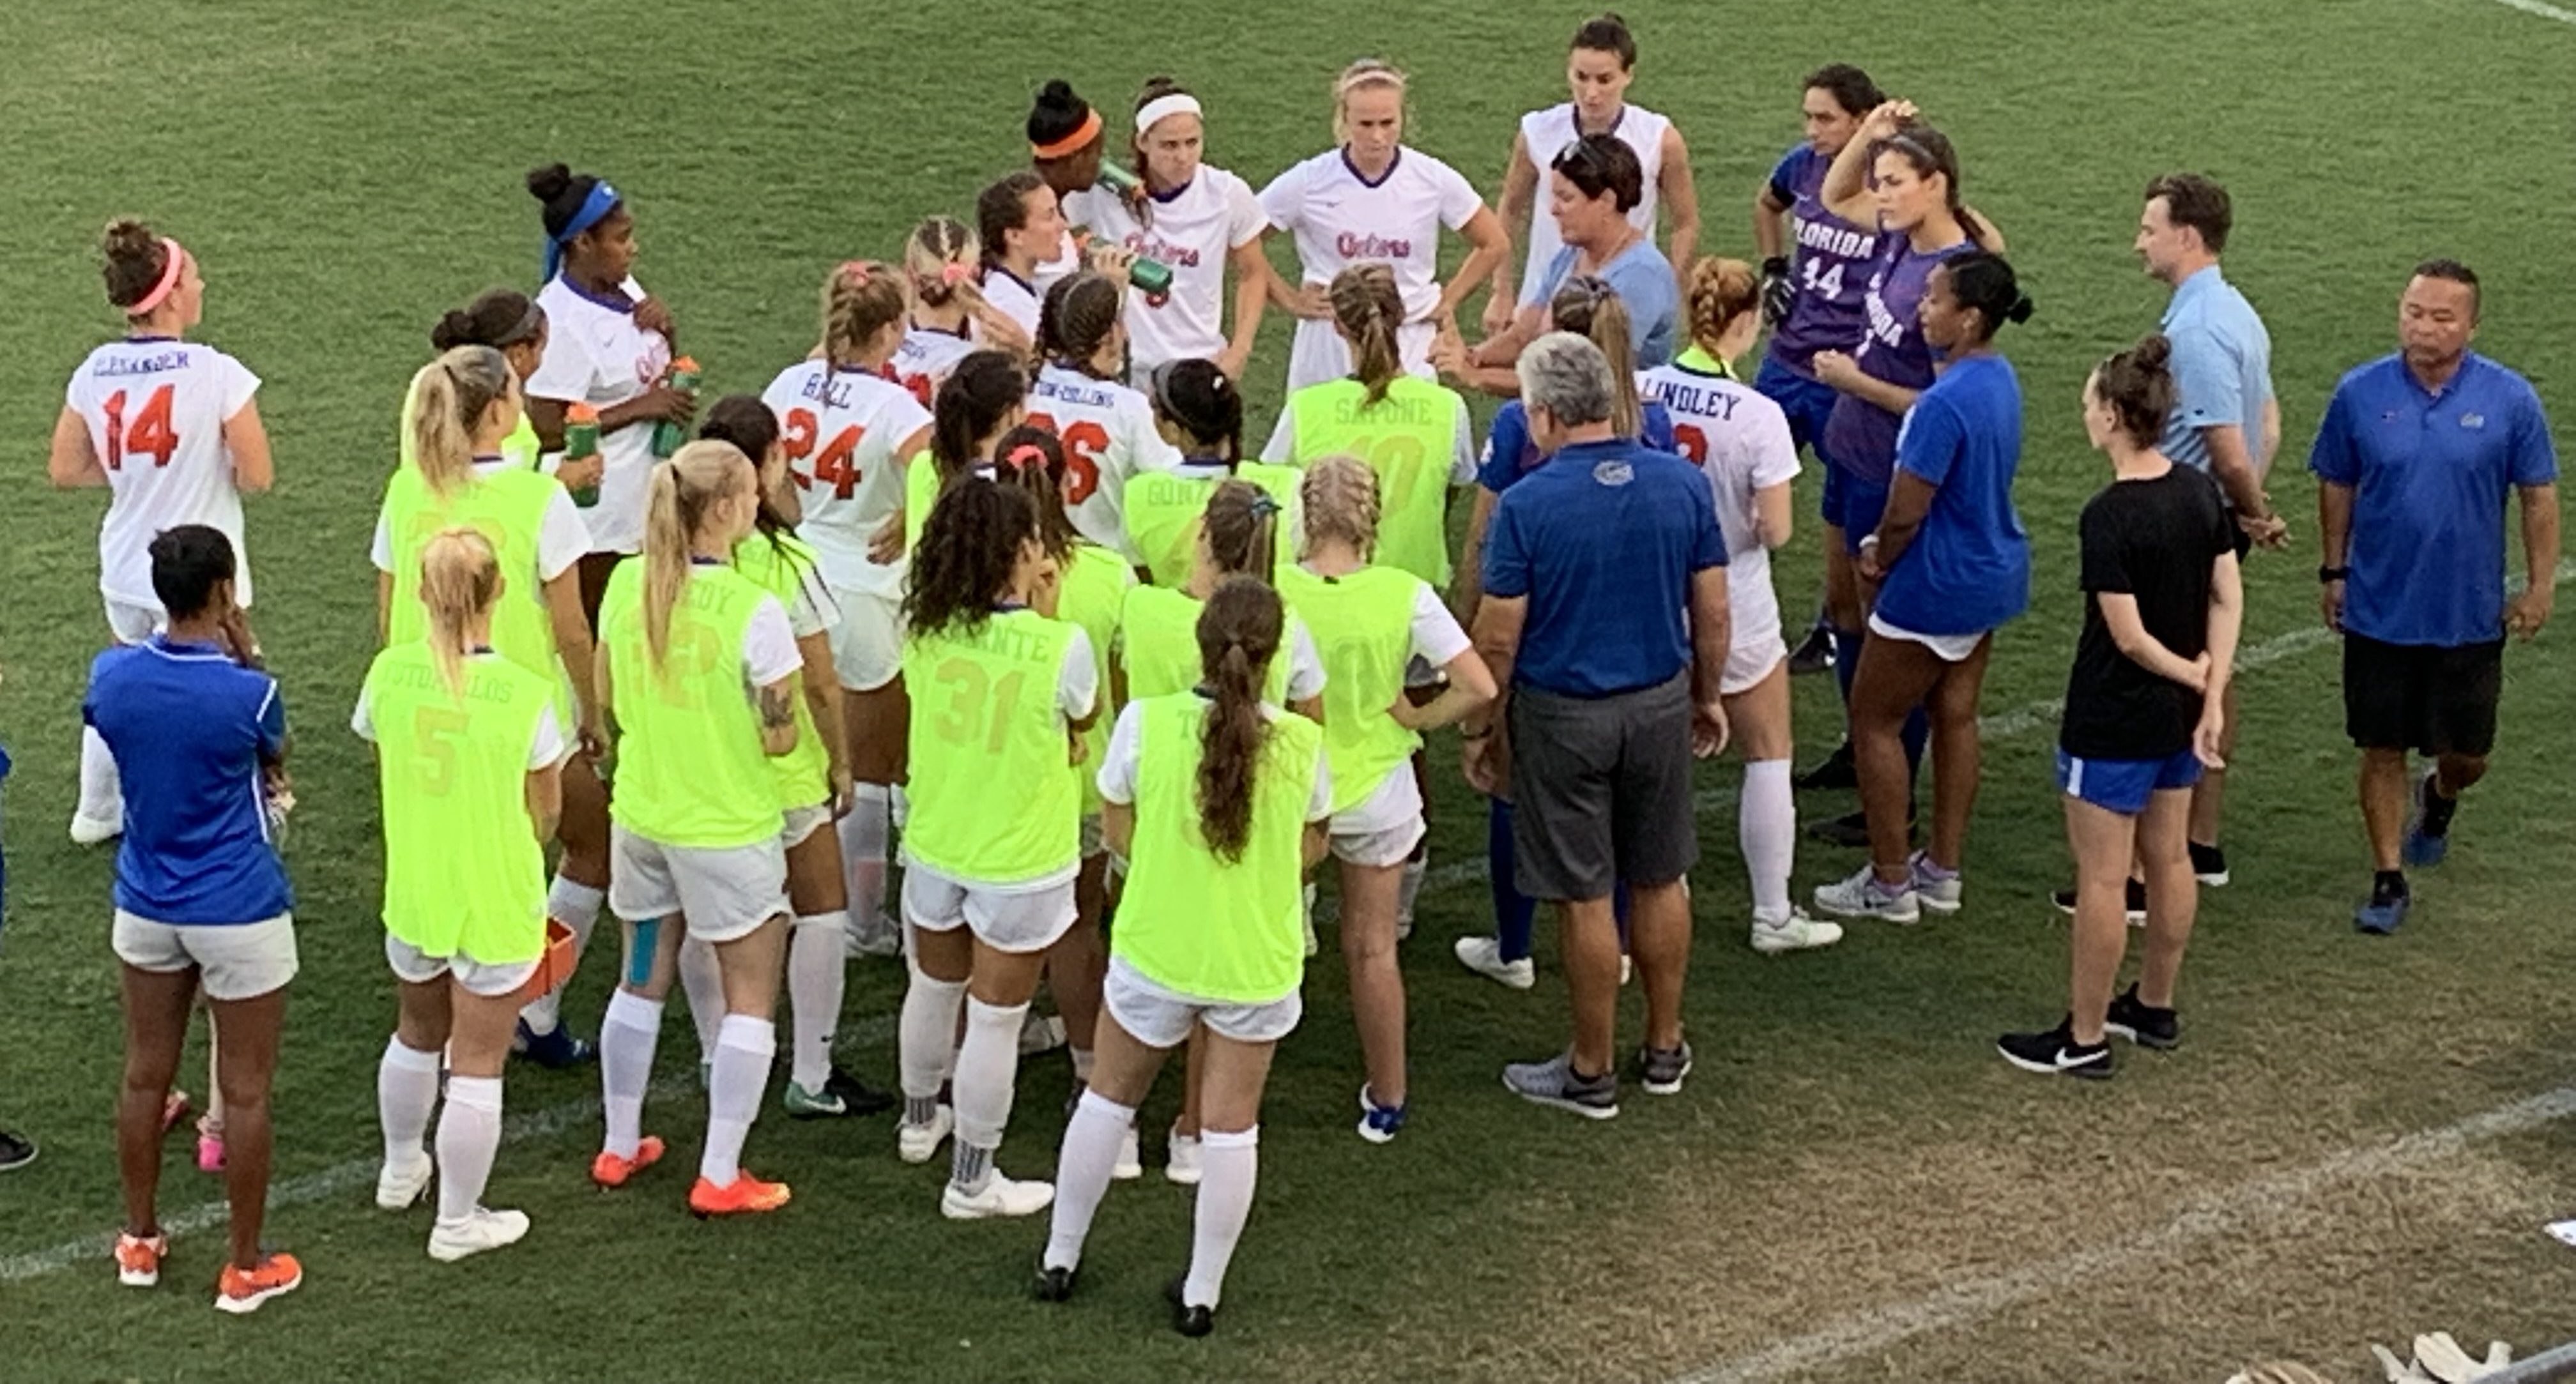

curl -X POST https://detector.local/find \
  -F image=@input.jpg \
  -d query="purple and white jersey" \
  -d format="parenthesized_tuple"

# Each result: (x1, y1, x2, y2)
(1761, 144, 1881, 379)
(1819, 234, 1976, 482)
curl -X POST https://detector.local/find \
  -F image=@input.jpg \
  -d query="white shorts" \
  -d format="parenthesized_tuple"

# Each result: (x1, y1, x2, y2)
(1286, 315, 1436, 394)
(1723, 635, 1787, 696)
(384, 932, 541, 998)
(1328, 768, 1427, 868)
(609, 826, 790, 944)
(1868, 612, 1988, 664)
(827, 585, 903, 692)
(1105, 955, 1302, 1048)
(112, 911, 298, 1001)
(901, 861, 1078, 954)
(104, 597, 163, 646)
(782, 802, 832, 849)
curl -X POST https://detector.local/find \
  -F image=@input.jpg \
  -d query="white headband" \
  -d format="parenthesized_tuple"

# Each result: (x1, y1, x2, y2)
(1135, 93, 1203, 135)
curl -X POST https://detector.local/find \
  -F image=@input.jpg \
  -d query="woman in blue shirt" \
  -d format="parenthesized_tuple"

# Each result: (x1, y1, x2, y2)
(1814, 252, 2032, 925)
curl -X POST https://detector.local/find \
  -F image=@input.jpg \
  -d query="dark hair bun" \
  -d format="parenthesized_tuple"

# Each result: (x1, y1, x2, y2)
(101, 218, 157, 261)
(1027, 79, 1092, 144)
(430, 308, 477, 352)
(526, 162, 574, 204)
(2005, 295, 2036, 325)
(2131, 331, 2170, 371)
(1135, 74, 1187, 108)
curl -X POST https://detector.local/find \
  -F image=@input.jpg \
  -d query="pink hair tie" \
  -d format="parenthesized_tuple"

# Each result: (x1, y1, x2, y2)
(838, 260, 874, 285)
(940, 261, 972, 287)
(128, 238, 190, 317)
(1002, 443, 1049, 473)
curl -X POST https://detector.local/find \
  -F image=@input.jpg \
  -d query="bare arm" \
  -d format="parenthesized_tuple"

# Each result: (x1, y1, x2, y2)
(1290, 694, 1325, 726)
(1463, 595, 1526, 737)
(49, 407, 107, 487)
(1489, 133, 1540, 311)
(2204, 552, 2243, 699)
(223, 399, 274, 494)
(2201, 424, 2274, 518)
(1864, 469, 1940, 575)
(1687, 565, 1731, 708)
(1434, 206, 1510, 327)
(1301, 820, 1330, 870)
(1220, 236, 1271, 379)
(525, 763, 564, 844)
(1657, 125, 1701, 273)
(1102, 802, 1135, 861)
(545, 572, 602, 743)
(756, 673, 801, 757)
(1827, 370, 1921, 416)
(1752, 480, 1794, 550)
(2318, 479, 2354, 630)
(796, 629, 852, 809)
(1452, 485, 1501, 623)
(2508, 482, 2561, 640)
(1393, 645, 1499, 733)
(2260, 395, 2281, 470)
(2098, 591, 2206, 687)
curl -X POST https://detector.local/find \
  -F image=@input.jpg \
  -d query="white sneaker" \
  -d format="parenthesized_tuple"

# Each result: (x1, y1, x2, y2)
(844, 910, 902, 959)
(375, 1153, 433, 1210)
(69, 811, 121, 847)
(1909, 853, 1964, 914)
(427, 1206, 529, 1262)
(941, 1171, 1055, 1219)
(897, 1106, 954, 1164)
(1452, 936, 1535, 991)
(1813, 864, 1921, 924)
(1018, 1012, 1068, 1056)
(1112, 1123, 1143, 1181)
(1750, 908, 1845, 955)
(1165, 1131, 1203, 1187)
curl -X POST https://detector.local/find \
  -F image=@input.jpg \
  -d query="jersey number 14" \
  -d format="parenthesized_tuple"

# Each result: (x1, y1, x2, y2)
(102, 385, 179, 470)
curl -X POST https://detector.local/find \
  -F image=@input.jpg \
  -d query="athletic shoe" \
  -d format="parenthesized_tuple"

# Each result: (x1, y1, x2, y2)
(2051, 878, 2147, 924)
(1995, 1018, 2113, 1080)
(2354, 874, 2411, 935)
(1034, 1262, 1080, 1303)
(2189, 841, 2230, 886)
(781, 1081, 846, 1119)
(940, 1171, 1053, 1220)
(2103, 984, 2181, 1051)
(69, 811, 121, 847)
(213, 1252, 303, 1315)
(511, 1018, 595, 1069)
(1453, 935, 1535, 991)
(897, 1106, 954, 1164)
(824, 1066, 895, 1116)
(1166, 1274, 1216, 1339)
(1356, 1084, 1408, 1144)
(114, 1231, 165, 1287)
(1793, 742, 1857, 791)
(1018, 1012, 1069, 1057)
(1908, 853, 1963, 914)
(2402, 770, 2455, 869)
(0, 1127, 37, 1173)
(1501, 1051, 1619, 1120)
(690, 1172, 792, 1217)
(1749, 908, 1844, 955)
(196, 1129, 226, 1174)
(843, 911, 903, 959)
(427, 1207, 530, 1262)
(1813, 865, 1920, 924)
(1619, 954, 1633, 987)
(160, 1090, 190, 1134)
(1637, 1041, 1693, 1097)
(1165, 1131, 1203, 1187)
(375, 1152, 433, 1210)
(589, 1135, 665, 1189)
(1788, 623, 1836, 677)
(1113, 1124, 1143, 1180)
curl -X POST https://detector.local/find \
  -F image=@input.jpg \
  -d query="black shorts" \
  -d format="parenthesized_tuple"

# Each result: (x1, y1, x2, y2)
(1506, 673, 1698, 902)
(2341, 633, 2503, 757)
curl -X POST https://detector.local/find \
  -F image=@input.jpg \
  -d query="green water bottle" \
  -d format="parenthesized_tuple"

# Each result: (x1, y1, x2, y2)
(1098, 160, 1142, 197)
(1069, 224, 1173, 302)
(649, 356, 700, 460)
(563, 402, 602, 508)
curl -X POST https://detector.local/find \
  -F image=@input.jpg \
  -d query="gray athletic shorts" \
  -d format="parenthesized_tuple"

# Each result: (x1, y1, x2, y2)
(1506, 672, 1698, 902)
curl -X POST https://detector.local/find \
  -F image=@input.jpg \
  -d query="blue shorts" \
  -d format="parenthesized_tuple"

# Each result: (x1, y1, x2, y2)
(1819, 466, 1891, 551)
(2055, 748, 2204, 816)
(1753, 356, 1840, 457)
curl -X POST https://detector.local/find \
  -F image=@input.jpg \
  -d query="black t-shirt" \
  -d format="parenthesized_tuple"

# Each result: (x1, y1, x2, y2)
(2060, 467, 2234, 760)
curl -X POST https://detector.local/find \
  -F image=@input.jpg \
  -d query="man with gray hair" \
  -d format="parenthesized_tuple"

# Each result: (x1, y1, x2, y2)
(1463, 332, 1731, 1118)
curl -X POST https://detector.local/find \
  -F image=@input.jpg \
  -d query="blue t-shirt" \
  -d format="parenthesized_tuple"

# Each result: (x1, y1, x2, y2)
(1820, 234, 1976, 483)
(1761, 142, 1881, 378)
(1875, 354, 2032, 637)
(2308, 352, 2558, 646)
(1476, 397, 1675, 494)
(2159, 266, 2274, 488)
(84, 636, 293, 925)
(1537, 239, 1679, 370)
(1482, 437, 1726, 697)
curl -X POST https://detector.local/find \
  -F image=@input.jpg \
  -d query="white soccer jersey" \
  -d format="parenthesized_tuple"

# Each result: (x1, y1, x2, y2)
(760, 361, 932, 598)
(1261, 146, 1485, 326)
(1516, 102, 1670, 305)
(1026, 363, 1182, 563)
(1638, 360, 1799, 647)
(65, 337, 262, 610)
(982, 266, 1045, 342)
(893, 324, 978, 410)
(1065, 166, 1266, 372)
(527, 275, 672, 556)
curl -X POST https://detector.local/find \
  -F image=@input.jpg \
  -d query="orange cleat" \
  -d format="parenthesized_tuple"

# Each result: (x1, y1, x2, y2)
(115, 1231, 167, 1288)
(213, 1251, 302, 1315)
(688, 1171, 791, 1218)
(590, 1136, 664, 1190)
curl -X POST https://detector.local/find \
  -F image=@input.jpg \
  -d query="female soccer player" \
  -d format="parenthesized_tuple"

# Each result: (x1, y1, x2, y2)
(1121, 481, 1326, 713)
(1260, 60, 1508, 392)
(360, 529, 564, 1261)
(1027, 272, 1184, 564)
(1061, 77, 1271, 380)
(1998, 335, 2238, 1079)
(893, 478, 1098, 1219)
(1813, 253, 2033, 924)
(759, 262, 934, 963)
(1448, 134, 1680, 381)
(591, 441, 802, 1217)
(1486, 13, 1699, 335)
(525, 162, 697, 616)
(1036, 577, 1332, 1335)
(52, 219, 274, 849)
(1280, 457, 1495, 1141)
(1639, 261, 1839, 954)
(1263, 265, 1477, 589)
(976, 171, 1071, 349)
(1128, 360, 1293, 586)
(906, 350, 1032, 558)
(896, 217, 1015, 407)
(413, 289, 555, 478)
(90, 526, 298, 1312)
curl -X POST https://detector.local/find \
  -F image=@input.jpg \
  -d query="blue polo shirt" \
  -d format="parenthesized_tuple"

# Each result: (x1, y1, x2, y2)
(1876, 354, 2032, 637)
(2309, 352, 2557, 647)
(2159, 266, 2274, 490)
(1476, 397, 1675, 495)
(84, 636, 293, 925)
(1537, 240, 1680, 369)
(1482, 437, 1725, 697)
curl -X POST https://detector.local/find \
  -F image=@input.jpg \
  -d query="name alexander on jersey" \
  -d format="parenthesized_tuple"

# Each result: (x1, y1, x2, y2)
(91, 348, 198, 377)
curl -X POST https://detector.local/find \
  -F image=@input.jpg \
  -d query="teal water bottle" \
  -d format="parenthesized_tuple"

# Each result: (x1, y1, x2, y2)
(649, 356, 700, 460)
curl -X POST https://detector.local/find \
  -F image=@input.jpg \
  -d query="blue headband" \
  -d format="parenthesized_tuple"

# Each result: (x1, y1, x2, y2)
(542, 180, 622, 282)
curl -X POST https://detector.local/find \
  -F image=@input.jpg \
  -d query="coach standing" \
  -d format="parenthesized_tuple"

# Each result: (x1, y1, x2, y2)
(2312, 260, 2558, 934)
(1464, 333, 1729, 1119)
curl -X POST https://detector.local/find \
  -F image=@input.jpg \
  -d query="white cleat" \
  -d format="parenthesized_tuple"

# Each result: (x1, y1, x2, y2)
(1750, 908, 1846, 955)
(1452, 936, 1535, 991)
(70, 812, 122, 847)
(941, 1172, 1055, 1220)
(897, 1106, 954, 1165)
(1112, 1123, 1142, 1182)
(1165, 1132, 1203, 1187)
(427, 1206, 530, 1262)
(376, 1153, 434, 1210)
(1813, 865, 1922, 924)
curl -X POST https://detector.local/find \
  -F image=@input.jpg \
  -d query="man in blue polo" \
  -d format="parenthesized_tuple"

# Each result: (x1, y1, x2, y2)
(1464, 331, 1729, 1119)
(2311, 259, 2558, 934)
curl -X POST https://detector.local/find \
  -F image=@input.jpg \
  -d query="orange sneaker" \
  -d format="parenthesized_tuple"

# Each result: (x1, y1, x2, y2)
(590, 1135, 664, 1190)
(213, 1251, 302, 1314)
(688, 1171, 791, 1217)
(115, 1231, 167, 1288)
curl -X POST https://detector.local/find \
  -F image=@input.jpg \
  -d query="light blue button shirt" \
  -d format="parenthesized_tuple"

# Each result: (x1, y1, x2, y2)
(2158, 265, 2273, 496)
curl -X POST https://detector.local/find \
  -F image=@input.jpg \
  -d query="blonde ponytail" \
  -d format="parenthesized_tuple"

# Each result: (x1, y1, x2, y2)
(1328, 264, 1406, 406)
(1550, 276, 1643, 437)
(418, 527, 501, 696)
(641, 440, 753, 676)
(408, 346, 515, 498)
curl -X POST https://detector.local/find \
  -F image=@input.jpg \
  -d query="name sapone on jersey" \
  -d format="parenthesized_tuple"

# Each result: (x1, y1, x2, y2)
(1027, 363, 1182, 564)
(66, 338, 262, 611)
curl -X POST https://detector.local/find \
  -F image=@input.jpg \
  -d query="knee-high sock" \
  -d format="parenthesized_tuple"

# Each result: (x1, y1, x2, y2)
(1489, 799, 1536, 962)
(787, 911, 849, 1090)
(675, 934, 724, 1065)
(599, 989, 663, 1160)
(77, 725, 123, 828)
(701, 1014, 774, 1185)
(950, 996, 1028, 1182)
(838, 785, 892, 928)
(434, 1075, 502, 1222)
(1740, 759, 1797, 923)
(1045, 1088, 1135, 1271)
(523, 877, 605, 1035)
(897, 961, 968, 1106)
(1183, 1126, 1260, 1309)
(377, 1037, 441, 1169)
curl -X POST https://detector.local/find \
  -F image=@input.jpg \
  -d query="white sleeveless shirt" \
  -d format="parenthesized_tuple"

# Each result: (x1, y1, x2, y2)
(1516, 102, 1669, 305)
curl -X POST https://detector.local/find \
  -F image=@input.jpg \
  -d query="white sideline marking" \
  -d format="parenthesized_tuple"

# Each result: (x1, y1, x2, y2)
(1667, 1085, 2576, 1384)
(2484, 0, 2576, 24)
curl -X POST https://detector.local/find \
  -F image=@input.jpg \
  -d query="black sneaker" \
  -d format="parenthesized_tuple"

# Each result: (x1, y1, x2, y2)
(0, 1127, 35, 1173)
(1034, 1262, 1079, 1302)
(1788, 623, 1837, 677)
(1794, 741, 1859, 791)
(1165, 1274, 1216, 1338)
(825, 1065, 896, 1116)
(2050, 878, 2147, 922)
(1996, 1018, 2113, 1080)
(2103, 985, 2180, 1051)
(2188, 841, 2229, 886)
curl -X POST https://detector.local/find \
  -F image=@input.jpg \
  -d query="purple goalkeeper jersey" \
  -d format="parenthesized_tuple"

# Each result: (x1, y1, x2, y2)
(1761, 143, 1881, 379)
(1820, 232, 1977, 482)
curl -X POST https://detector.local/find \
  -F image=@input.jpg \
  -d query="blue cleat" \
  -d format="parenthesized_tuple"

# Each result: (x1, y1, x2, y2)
(2354, 874, 2411, 935)
(512, 1017, 597, 1068)
(2401, 771, 2453, 869)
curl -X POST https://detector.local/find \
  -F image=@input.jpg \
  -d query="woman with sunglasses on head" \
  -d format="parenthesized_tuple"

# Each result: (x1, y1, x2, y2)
(1444, 133, 1678, 388)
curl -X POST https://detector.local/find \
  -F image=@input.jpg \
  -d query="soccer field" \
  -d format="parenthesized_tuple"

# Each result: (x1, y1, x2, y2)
(6, 1, 2576, 1380)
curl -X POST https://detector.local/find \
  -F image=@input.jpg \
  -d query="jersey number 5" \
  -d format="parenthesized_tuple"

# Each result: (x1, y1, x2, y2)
(103, 385, 179, 471)
(1020, 413, 1111, 505)
(783, 407, 865, 499)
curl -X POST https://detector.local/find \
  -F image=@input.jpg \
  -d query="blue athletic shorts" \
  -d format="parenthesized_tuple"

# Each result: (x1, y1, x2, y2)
(1820, 466, 1891, 551)
(2055, 747, 2204, 816)
(1753, 356, 1839, 455)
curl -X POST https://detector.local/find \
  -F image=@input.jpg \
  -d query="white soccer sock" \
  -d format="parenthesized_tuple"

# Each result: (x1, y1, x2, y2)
(788, 911, 849, 1091)
(599, 989, 663, 1160)
(700, 1014, 774, 1186)
(434, 1075, 503, 1223)
(376, 1037, 441, 1171)
(1741, 758, 1797, 924)
(838, 785, 893, 929)
(524, 876, 606, 1035)
(1184, 1126, 1260, 1309)
(675, 934, 724, 1065)
(76, 724, 124, 828)
(951, 996, 1029, 1181)
(897, 960, 968, 1104)
(1045, 1088, 1135, 1271)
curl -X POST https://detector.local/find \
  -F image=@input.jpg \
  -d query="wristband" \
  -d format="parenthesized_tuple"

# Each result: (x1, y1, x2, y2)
(2319, 565, 2350, 583)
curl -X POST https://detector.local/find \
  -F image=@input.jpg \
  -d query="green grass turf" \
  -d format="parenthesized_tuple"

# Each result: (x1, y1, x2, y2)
(4, 1, 2576, 1380)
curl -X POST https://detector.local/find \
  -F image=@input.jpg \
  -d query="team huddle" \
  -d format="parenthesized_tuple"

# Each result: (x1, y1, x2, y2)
(40, 10, 2560, 1338)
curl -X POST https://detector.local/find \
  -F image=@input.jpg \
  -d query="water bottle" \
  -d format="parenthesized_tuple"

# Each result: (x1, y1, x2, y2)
(649, 357, 701, 459)
(563, 402, 602, 507)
